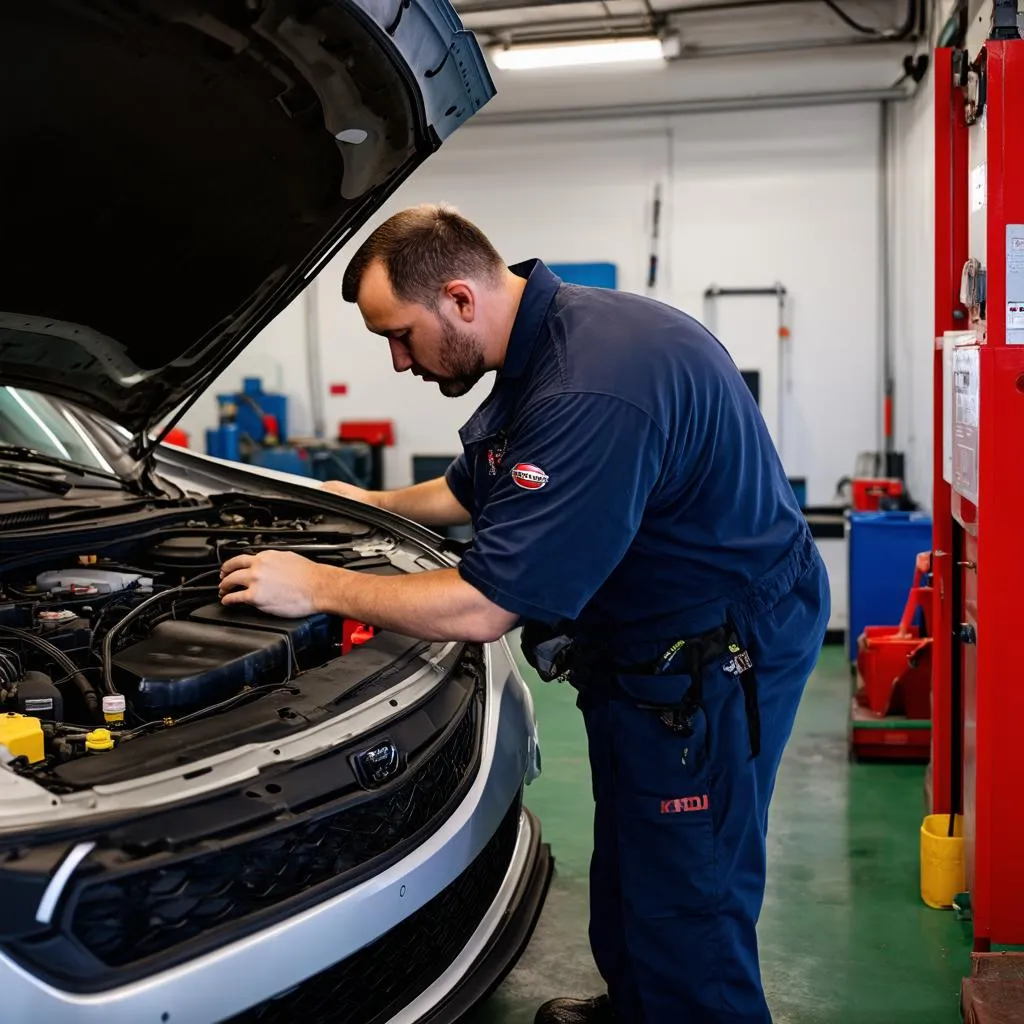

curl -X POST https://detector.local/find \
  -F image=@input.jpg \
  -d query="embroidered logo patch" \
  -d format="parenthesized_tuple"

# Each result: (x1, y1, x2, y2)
(511, 463, 549, 490)
(723, 649, 753, 675)
(660, 795, 709, 815)
(487, 432, 509, 477)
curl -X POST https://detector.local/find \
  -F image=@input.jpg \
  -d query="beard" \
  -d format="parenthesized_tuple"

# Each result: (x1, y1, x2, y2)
(434, 316, 486, 398)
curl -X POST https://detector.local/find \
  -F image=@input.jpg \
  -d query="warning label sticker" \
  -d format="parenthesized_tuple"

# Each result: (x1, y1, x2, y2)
(952, 346, 979, 504)
(1009, 226, 1024, 344)
(953, 348, 979, 429)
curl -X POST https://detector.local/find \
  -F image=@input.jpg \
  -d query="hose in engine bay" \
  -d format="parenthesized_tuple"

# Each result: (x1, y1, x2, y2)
(99, 568, 224, 696)
(0, 623, 101, 719)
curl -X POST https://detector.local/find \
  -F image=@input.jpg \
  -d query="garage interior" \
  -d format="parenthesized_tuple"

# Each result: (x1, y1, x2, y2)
(170, 0, 1021, 1019)
(2, 0, 1022, 1021)
(159, 2, 1022, 1020)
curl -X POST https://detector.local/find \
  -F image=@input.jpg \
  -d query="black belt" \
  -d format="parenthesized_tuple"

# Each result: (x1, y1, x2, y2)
(523, 620, 761, 759)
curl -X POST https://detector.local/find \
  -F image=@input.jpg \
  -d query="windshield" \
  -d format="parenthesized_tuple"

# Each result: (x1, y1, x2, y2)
(0, 387, 115, 474)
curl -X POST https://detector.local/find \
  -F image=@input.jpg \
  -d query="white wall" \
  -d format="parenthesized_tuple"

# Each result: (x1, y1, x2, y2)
(890, 75, 937, 511)
(177, 102, 884, 505)
(666, 105, 882, 503)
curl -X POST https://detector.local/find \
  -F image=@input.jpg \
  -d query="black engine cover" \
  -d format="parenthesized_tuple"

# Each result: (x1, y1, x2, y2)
(187, 603, 340, 671)
(112, 620, 288, 713)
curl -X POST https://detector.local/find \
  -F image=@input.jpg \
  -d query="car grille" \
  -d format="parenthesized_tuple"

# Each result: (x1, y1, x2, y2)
(68, 693, 480, 969)
(228, 793, 523, 1024)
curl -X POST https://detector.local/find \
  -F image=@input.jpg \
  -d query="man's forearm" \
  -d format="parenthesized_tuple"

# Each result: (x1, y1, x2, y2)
(314, 565, 517, 643)
(377, 476, 471, 528)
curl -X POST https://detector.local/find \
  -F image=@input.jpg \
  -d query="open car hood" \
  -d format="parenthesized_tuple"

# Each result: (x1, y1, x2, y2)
(0, 0, 493, 459)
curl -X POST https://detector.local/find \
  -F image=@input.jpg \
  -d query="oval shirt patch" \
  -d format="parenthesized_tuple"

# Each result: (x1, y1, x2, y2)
(511, 463, 549, 490)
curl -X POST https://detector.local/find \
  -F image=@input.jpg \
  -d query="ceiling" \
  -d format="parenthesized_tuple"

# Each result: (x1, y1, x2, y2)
(460, 0, 925, 51)
(452, 0, 939, 122)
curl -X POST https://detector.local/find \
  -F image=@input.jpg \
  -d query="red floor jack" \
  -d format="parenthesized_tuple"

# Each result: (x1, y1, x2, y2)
(849, 551, 933, 761)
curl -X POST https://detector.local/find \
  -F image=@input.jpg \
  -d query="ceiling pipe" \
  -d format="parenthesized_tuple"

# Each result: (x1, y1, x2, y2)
(473, 0, 923, 50)
(461, 0, 840, 17)
(878, 98, 893, 462)
(822, 0, 917, 38)
(673, 33, 911, 60)
(463, 83, 916, 126)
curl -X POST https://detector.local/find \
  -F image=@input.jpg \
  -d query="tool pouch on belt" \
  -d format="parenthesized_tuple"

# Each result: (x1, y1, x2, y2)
(522, 619, 761, 760)
(619, 624, 761, 760)
(520, 621, 577, 682)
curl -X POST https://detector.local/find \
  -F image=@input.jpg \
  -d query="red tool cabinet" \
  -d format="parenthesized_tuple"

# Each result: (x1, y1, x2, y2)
(931, 32, 1024, 950)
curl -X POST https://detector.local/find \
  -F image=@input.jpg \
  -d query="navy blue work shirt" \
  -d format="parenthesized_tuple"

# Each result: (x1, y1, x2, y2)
(445, 259, 807, 639)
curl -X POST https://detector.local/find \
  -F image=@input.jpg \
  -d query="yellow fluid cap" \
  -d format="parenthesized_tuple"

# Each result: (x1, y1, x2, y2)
(102, 695, 126, 724)
(85, 728, 115, 752)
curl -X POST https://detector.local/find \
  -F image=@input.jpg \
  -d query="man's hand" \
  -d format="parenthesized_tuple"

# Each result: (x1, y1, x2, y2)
(218, 550, 518, 643)
(219, 551, 326, 618)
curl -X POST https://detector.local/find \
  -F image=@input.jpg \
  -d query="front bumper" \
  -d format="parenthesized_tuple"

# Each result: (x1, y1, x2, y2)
(0, 642, 544, 1023)
(230, 801, 552, 1024)
(414, 806, 552, 1024)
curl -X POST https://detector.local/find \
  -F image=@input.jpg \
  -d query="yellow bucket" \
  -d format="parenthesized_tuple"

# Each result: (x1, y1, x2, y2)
(920, 813, 965, 909)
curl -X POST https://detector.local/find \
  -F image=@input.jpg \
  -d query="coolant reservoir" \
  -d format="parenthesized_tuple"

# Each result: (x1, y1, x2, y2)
(0, 713, 44, 764)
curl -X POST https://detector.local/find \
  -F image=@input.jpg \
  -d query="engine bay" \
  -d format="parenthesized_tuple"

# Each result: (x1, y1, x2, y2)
(0, 494, 439, 793)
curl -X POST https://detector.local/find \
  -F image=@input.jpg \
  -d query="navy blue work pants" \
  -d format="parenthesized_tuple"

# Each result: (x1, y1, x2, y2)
(578, 554, 829, 1023)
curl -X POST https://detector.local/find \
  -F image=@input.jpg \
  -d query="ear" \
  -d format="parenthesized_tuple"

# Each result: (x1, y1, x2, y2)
(443, 280, 476, 323)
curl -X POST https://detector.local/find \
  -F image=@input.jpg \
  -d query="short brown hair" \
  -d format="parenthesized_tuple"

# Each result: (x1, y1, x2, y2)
(341, 204, 504, 308)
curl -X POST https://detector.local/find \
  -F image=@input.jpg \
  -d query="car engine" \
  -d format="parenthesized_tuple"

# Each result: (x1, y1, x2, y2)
(0, 495, 427, 790)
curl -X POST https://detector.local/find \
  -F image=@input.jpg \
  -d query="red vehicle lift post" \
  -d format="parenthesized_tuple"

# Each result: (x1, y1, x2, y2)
(929, 45, 969, 818)
(931, 13, 1024, 952)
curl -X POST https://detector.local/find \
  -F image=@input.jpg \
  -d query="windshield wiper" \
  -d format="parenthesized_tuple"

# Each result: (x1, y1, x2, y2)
(0, 466, 73, 495)
(0, 446, 127, 489)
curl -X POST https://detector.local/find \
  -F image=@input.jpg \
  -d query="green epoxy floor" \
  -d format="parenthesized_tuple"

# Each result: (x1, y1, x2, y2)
(467, 644, 974, 1024)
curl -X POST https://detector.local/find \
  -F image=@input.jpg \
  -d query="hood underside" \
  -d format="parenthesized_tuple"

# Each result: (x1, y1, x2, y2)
(0, 0, 493, 455)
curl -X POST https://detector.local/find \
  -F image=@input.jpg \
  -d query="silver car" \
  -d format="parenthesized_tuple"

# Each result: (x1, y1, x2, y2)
(0, 2, 551, 1021)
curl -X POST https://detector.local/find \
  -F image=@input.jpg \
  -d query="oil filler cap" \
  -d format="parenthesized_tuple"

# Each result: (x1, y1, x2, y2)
(85, 728, 115, 753)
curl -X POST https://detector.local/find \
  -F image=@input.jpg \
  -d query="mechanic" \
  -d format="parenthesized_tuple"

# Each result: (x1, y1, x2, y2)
(219, 204, 830, 1024)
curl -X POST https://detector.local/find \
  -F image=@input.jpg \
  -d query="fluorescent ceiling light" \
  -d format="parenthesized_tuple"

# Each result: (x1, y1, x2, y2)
(491, 37, 669, 71)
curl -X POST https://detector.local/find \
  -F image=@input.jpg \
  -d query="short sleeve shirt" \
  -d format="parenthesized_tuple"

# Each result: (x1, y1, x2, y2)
(446, 260, 806, 635)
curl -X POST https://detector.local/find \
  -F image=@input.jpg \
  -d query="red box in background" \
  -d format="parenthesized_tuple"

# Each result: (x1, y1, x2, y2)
(852, 477, 904, 511)
(339, 420, 394, 447)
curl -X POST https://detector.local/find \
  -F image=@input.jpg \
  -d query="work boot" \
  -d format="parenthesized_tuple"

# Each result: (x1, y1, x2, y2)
(534, 994, 619, 1023)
